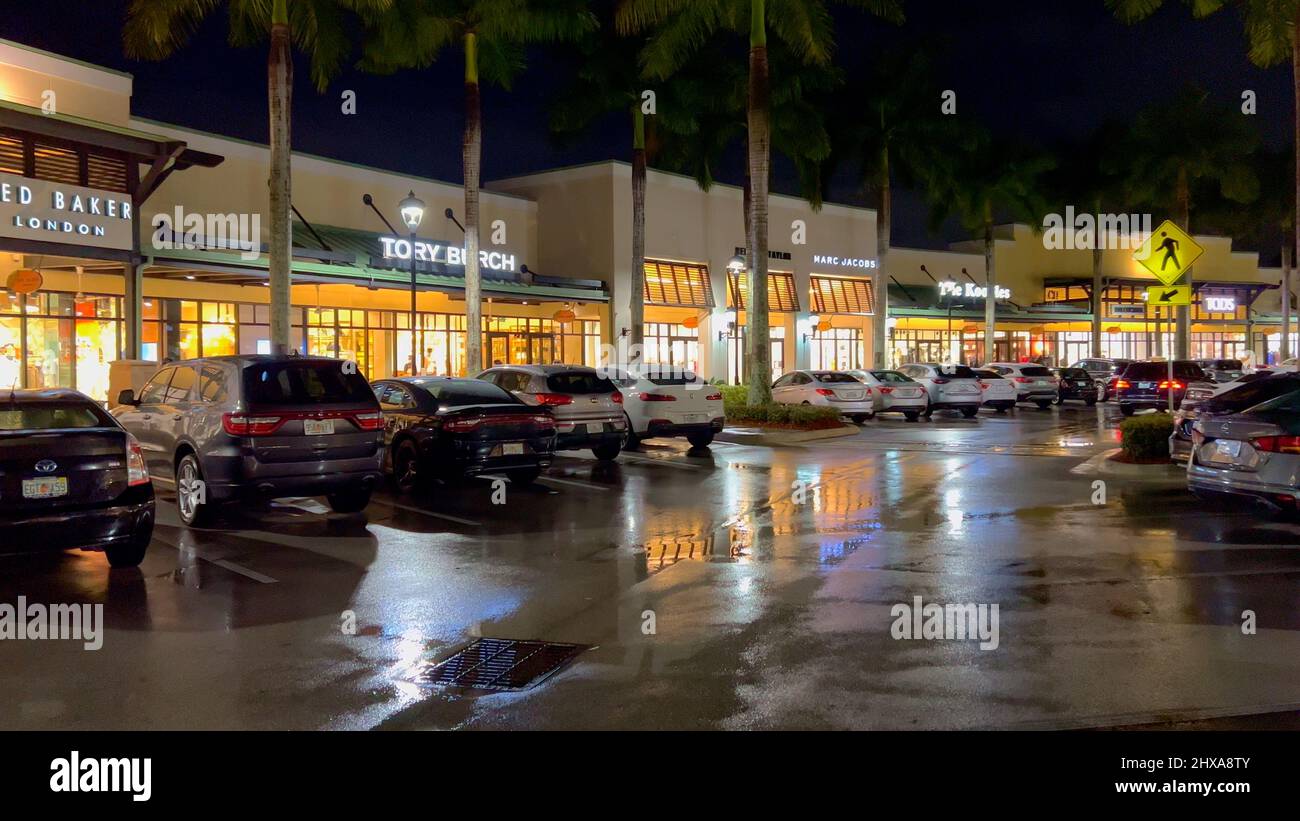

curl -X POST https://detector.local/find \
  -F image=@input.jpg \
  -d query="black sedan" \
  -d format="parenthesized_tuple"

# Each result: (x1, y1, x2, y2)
(0, 389, 154, 568)
(1052, 367, 1099, 406)
(372, 377, 557, 492)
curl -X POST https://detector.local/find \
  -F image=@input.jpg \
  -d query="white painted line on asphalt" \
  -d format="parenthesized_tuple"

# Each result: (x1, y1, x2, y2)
(150, 476, 174, 486)
(373, 497, 482, 526)
(537, 475, 612, 492)
(210, 558, 279, 584)
(619, 454, 703, 470)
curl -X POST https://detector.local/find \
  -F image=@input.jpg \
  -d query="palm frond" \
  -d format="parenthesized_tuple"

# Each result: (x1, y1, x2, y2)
(123, 0, 223, 60)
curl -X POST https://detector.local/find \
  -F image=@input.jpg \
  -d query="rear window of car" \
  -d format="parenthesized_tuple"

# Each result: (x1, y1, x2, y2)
(870, 370, 913, 383)
(546, 371, 616, 394)
(647, 373, 700, 386)
(1019, 366, 1053, 377)
(244, 361, 377, 406)
(1205, 376, 1300, 412)
(937, 365, 977, 379)
(973, 370, 1002, 379)
(1209, 360, 1243, 369)
(416, 379, 520, 406)
(1059, 368, 1089, 378)
(1122, 362, 1169, 379)
(0, 403, 114, 430)
(811, 372, 860, 383)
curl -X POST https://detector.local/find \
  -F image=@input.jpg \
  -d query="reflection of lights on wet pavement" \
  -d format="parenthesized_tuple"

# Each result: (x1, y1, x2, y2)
(1057, 437, 1095, 448)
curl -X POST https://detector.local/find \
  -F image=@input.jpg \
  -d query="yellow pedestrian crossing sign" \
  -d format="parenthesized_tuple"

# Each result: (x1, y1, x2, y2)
(1134, 220, 1203, 286)
(1145, 284, 1191, 307)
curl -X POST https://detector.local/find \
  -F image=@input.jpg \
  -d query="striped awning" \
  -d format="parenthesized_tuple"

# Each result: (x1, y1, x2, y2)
(811, 275, 875, 315)
(728, 270, 800, 312)
(644, 259, 715, 307)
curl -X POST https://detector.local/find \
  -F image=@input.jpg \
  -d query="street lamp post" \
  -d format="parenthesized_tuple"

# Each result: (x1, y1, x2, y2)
(400, 191, 425, 374)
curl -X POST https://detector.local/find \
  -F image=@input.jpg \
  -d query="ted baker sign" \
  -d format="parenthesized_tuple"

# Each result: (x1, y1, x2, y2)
(0, 173, 135, 251)
(380, 235, 517, 273)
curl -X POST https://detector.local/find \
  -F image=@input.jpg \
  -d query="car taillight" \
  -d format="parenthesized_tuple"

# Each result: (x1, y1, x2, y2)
(931, 378, 949, 384)
(1014, 376, 1031, 383)
(1115, 380, 1130, 390)
(1252, 435, 1300, 454)
(878, 387, 894, 394)
(533, 393, 573, 406)
(533, 414, 556, 428)
(222, 413, 283, 436)
(444, 416, 483, 432)
(705, 392, 723, 401)
(353, 411, 384, 430)
(978, 382, 989, 390)
(638, 392, 677, 402)
(815, 388, 836, 396)
(126, 435, 150, 486)
(1157, 380, 1184, 390)
(611, 391, 624, 404)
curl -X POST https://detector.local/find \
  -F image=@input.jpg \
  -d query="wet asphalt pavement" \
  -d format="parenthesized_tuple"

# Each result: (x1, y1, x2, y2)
(3, 402, 1299, 730)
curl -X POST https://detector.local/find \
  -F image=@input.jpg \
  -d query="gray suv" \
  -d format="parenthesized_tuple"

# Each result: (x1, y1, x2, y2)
(476, 364, 627, 460)
(112, 355, 385, 525)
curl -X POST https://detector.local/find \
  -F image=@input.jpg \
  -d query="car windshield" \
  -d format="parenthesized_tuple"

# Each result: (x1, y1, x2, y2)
(870, 370, 914, 383)
(811, 372, 860, 383)
(244, 360, 376, 406)
(546, 371, 616, 394)
(0, 403, 113, 430)
(414, 379, 520, 406)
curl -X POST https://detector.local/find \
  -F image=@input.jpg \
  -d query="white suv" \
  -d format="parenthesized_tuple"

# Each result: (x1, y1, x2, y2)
(608, 366, 724, 449)
(986, 362, 1059, 409)
(896, 363, 983, 418)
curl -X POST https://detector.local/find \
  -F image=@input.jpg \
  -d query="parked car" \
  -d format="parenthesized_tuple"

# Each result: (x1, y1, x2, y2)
(1052, 367, 1099, 406)
(896, 363, 983, 418)
(772, 369, 875, 423)
(371, 376, 556, 491)
(1187, 390, 1300, 515)
(112, 355, 386, 525)
(1070, 358, 1133, 401)
(477, 364, 626, 460)
(846, 369, 928, 421)
(1170, 371, 1300, 462)
(608, 366, 724, 448)
(2, 389, 154, 567)
(1113, 360, 1211, 416)
(986, 362, 1059, 409)
(1193, 358, 1245, 383)
(971, 368, 1017, 412)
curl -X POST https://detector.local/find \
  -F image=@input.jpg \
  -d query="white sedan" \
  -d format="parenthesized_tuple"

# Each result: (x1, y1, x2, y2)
(846, 369, 928, 420)
(609, 367, 724, 449)
(772, 370, 876, 423)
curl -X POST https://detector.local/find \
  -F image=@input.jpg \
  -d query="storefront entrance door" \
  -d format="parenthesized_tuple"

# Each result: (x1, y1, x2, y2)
(488, 334, 510, 367)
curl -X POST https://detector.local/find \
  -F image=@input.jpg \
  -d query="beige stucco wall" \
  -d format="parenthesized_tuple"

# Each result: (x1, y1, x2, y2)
(0, 39, 132, 125)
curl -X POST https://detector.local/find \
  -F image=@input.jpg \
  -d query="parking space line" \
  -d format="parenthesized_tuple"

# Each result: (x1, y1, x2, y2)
(210, 558, 279, 584)
(371, 497, 482, 526)
(618, 454, 703, 470)
(536, 475, 612, 492)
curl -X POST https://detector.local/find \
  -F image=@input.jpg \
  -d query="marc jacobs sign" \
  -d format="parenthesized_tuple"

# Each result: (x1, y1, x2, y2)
(0, 173, 135, 252)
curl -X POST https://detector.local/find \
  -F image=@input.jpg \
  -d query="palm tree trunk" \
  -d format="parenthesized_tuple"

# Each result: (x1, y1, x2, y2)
(1175, 166, 1191, 360)
(982, 211, 995, 366)
(1290, 12, 1300, 363)
(267, 0, 293, 354)
(1283, 241, 1293, 362)
(630, 105, 647, 357)
(463, 32, 483, 375)
(746, 0, 772, 405)
(1090, 243, 1103, 358)
(873, 149, 890, 369)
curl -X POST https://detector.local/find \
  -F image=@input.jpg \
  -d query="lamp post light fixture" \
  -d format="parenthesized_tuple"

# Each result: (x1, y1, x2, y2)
(399, 191, 425, 374)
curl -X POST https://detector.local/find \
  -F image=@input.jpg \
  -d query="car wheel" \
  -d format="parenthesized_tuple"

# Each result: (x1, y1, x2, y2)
(105, 531, 150, 569)
(592, 442, 621, 461)
(1096, 383, 1106, 402)
(1052, 394, 1063, 406)
(850, 414, 869, 424)
(393, 439, 423, 494)
(960, 406, 978, 418)
(1034, 400, 1051, 410)
(801, 400, 812, 405)
(1120, 404, 1136, 417)
(175, 453, 210, 527)
(686, 431, 714, 448)
(903, 411, 920, 422)
(511, 467, 541, 485)
(622, 415, 641, 450)
(327, 488, 372, 514)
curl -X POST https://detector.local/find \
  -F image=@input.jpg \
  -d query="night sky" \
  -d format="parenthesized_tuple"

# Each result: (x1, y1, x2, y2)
(1, 1, 1290, 254)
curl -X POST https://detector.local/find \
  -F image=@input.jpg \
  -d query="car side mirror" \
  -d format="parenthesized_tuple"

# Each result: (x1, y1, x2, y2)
(117, 389, 138, 407)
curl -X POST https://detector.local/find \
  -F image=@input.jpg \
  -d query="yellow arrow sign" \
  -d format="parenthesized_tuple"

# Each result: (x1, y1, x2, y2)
(1133, 220, 1203, 286)
(1145, 284, 1192, 306)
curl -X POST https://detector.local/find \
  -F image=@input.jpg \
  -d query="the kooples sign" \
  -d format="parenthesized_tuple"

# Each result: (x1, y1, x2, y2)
(0, 173, 135, 251)
(379, 236, 517, 273)
(939, 281, 1010, 301)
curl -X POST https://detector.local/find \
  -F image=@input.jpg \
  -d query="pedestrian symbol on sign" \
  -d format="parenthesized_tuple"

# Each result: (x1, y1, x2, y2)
(1133, 220, 1203, 286)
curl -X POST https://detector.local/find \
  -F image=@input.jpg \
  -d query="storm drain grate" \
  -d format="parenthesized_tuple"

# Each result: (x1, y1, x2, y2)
(413, 638, 589, 691)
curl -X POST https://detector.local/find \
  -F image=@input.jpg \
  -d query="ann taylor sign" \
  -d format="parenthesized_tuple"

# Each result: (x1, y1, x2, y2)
(0, 173, 135, 252)
(379, 235, 517, 273)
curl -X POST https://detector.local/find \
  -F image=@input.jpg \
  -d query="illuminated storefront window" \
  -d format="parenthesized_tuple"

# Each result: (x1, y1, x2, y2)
(810, 327, 863, 370)
(728, 325, 784, 385)
(644, 322, 700, 374)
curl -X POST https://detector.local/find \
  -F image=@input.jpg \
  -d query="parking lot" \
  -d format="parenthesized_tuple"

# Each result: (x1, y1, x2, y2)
(4, 402, 1300, 731)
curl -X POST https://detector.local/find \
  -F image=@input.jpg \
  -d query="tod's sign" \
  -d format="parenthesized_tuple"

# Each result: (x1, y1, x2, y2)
(0, 173, 136, 252)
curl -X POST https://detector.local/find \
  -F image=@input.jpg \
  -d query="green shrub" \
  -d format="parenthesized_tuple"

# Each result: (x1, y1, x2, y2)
(724, 400, 841, 428)
(1119, 414, 1174, 461)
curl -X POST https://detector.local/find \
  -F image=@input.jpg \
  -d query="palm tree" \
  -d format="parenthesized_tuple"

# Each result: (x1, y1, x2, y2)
(618, 0, 904, 405)
(362, 0, 596, 375)
(923, 131, 1054, 365)
(1044, 121, 1128, 357)
(1118, 86, 1258, 359)
(826, 45, 953, 368)
(124, 0, 388, 354)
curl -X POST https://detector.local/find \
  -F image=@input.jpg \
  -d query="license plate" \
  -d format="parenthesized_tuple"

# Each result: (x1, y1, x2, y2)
(682, 413, 707, 423)
(838, 391, 864, 400)
(1138, 382, 1153, 389)
(304, 419, 335, 436)
(1216, 439, 1242, 458)
(586, 422, 603, 435)
(502, 443, 524, 456)
(22, 476, 67, 499)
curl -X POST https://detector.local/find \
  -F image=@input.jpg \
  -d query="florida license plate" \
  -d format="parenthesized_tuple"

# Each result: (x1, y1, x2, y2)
(1138, 382, 1153, 389)
(1216, 439, 1242, 458)
(22, 476, 67, 499)
(304, 419, 335, 436)
(502, 443, 524, 456)
(586, 422, 603, 435)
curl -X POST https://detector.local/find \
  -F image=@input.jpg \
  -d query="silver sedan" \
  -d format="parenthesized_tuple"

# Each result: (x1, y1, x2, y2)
(1186, 390, 1300, 515)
